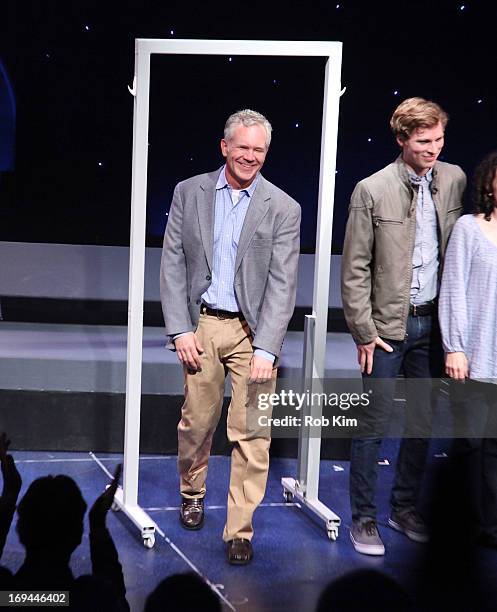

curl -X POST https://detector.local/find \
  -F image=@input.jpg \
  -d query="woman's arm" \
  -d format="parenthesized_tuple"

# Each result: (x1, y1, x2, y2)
(439, 218, 474, 380)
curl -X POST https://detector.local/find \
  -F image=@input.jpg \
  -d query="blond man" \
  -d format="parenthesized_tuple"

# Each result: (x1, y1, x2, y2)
(341, 98, 466, 555)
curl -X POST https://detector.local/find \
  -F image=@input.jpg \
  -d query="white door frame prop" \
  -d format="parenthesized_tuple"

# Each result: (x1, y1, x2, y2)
(120, 38, 343, 547)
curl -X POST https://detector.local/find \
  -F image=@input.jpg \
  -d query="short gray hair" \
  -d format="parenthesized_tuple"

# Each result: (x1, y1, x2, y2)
(224, 109, 272, 148)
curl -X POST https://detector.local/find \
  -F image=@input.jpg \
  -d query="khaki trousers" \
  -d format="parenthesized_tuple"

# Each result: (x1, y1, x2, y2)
(178, 311, 276, 541)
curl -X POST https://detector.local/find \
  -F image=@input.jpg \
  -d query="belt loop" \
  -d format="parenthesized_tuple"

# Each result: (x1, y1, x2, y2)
(413, 304, 417, 317)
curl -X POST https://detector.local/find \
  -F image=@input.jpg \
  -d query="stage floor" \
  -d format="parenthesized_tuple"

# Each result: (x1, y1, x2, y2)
(1, 444, 495, 611)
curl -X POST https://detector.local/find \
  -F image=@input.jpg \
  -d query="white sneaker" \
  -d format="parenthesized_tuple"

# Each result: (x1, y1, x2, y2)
(350, 520, 385, 556)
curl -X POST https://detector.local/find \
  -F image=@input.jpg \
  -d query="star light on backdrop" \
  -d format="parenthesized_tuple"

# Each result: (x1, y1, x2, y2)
(1, 2, 495, 249)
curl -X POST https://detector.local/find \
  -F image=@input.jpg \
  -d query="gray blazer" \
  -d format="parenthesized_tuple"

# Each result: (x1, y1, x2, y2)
(160, 168, 301, 357)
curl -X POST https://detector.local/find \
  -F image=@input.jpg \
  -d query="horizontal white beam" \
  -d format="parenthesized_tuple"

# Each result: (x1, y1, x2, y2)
(137, 38, 341, 58)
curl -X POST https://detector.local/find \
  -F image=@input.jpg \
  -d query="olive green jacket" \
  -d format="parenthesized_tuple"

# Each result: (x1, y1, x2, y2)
(341, 156, 466, 345)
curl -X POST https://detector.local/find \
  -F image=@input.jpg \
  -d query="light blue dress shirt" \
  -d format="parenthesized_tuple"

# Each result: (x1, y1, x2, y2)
(201, 168, 257, 310)
(409, 168, 439, 305)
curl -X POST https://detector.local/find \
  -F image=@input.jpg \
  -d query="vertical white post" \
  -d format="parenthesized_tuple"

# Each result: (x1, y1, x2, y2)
(297, 53, 343, 499)
(283, 50, 343, 540)
(314, 52, 342, 377)
(123, 42, 151, 506)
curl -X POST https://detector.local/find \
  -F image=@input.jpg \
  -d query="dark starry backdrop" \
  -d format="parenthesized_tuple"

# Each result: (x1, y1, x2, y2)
(0, 0, 495, 252)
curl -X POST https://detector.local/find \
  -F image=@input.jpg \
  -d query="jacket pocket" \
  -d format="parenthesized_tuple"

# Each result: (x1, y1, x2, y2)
(372, 264, 384, 294)
(373, 217, 404, 227)
(250, 238, 273, 248)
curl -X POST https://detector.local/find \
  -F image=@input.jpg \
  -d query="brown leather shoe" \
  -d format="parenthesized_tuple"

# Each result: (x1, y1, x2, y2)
(227, 538, 253, 565)
(179, 497, 204, 530)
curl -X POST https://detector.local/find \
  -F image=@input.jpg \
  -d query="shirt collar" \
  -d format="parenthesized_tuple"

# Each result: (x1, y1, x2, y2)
(408, 167, 433, 185)
(215, 165, 259, 197)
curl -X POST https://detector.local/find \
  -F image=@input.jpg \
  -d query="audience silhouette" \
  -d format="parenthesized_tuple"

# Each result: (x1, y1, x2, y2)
(0, 435, 129, 610)
(0, 433, 21, 561)
(315, 568, 409, 612)
(144, 572, 221, 612)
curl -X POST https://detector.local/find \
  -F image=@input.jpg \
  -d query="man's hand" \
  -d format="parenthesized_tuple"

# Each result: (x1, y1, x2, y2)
(174, 333, 204, 372)
(445, 352, 468, 382)
(89, 464, 122, 529)
(250, 354, 273, 383)
(0, 433, 21, 502)
(357, 337, 393, 375)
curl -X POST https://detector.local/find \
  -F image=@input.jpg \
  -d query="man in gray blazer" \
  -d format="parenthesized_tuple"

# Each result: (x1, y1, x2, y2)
(160, 109, 301, 564)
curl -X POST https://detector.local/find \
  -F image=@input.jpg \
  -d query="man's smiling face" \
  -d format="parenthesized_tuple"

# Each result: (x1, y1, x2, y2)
(221, 123, 268, 189)
(397, 121, 445, 176)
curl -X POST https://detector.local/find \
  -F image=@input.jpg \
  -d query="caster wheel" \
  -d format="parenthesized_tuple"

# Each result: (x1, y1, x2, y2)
(327, 529, 338, 541)
(283, 490, 294, 503)
(143, 535, 155, 549)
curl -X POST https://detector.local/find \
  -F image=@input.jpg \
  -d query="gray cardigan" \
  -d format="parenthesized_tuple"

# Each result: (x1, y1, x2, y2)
(439, 214, 497, 382)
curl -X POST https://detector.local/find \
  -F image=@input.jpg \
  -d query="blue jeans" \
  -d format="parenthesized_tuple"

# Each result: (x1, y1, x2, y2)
(349, 314, 443, 523)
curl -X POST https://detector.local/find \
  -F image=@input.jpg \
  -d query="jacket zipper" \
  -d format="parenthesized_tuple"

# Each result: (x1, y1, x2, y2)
(373, 218, 403, 227)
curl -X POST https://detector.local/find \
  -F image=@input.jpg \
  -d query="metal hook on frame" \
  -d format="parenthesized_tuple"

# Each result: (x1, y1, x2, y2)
(128, 76, 137, 96)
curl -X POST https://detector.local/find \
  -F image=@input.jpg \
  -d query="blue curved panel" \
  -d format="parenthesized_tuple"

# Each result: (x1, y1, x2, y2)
(0, 59, 16, 171)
